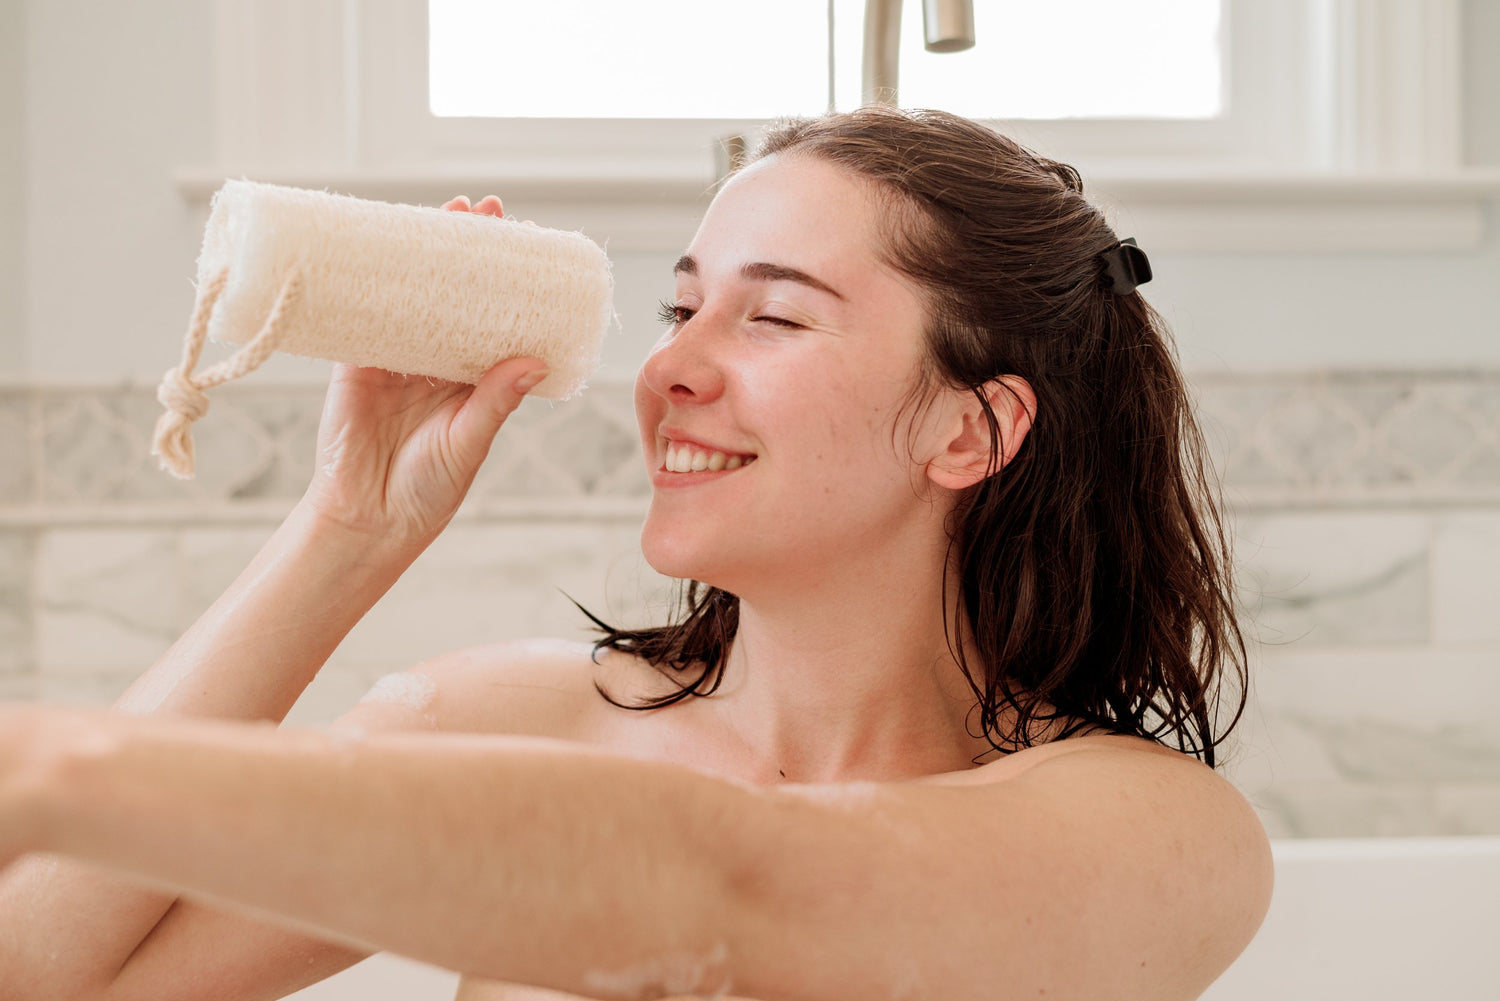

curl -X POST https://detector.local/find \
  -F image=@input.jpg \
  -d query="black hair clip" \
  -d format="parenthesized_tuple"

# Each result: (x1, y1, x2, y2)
(1099, 237, 1152, 295)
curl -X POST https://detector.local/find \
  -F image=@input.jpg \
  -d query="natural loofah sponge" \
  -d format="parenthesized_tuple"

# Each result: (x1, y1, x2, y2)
(151, 179, 615, 479)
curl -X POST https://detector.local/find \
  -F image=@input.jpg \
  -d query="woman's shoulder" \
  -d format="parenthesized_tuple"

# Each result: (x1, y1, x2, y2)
(348, 638, 618, 741)
(912, 727, 1209, 790)
(339, 639, 716, 753)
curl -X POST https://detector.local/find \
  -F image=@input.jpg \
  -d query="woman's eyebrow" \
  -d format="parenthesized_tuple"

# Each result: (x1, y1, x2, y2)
(672, 254, 846, 301)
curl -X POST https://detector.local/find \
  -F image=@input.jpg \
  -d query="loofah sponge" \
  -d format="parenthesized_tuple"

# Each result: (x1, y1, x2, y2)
(151, 179, 615, 479)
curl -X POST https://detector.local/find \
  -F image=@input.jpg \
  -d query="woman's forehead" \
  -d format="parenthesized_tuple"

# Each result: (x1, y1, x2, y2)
(683, 155, 894, 289)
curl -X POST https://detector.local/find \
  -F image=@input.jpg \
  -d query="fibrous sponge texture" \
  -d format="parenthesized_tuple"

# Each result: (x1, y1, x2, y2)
(197, 179, 614, 399)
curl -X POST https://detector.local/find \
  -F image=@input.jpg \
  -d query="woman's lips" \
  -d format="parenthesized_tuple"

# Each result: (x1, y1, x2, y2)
(651, 464, 753, 488)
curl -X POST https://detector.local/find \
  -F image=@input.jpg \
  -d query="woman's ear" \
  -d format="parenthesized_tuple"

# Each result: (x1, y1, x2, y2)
(925, 375, 1036, 490)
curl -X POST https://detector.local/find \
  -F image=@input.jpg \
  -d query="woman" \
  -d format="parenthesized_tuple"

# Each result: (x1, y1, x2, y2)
(0, 107, 1272, 1001)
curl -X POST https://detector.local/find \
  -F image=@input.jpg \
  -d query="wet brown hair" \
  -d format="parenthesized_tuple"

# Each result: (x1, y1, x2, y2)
(584, 106, 1247, 768)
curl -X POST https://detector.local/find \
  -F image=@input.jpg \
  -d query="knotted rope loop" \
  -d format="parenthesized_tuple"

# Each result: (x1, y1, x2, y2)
(151, 265, 304, 479)
(156, 365, 211, 423)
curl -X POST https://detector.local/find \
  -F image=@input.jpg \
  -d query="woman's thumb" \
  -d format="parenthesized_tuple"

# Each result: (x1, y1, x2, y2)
(449, 358, 548, 465)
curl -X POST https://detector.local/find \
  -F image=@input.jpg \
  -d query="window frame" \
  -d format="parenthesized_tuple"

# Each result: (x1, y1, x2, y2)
(361, 0, 1263, 173)
(190, 0, 1493, 253)
(342, 0, 1457, 176)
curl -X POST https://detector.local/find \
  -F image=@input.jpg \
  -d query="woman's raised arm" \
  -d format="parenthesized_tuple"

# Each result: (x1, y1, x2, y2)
(0, 314, 548, 998)
(0, 500, 419, 999)
(0, 704, 1270, 1001)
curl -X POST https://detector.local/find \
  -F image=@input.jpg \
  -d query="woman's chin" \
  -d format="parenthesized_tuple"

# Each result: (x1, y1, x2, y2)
(639, 545, 717, 588)
(639, 532, 740, 592)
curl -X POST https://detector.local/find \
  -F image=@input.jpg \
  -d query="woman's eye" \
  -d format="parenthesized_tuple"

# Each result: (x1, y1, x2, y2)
(655, 300, 799, 329)
(656, 299, 693, 326)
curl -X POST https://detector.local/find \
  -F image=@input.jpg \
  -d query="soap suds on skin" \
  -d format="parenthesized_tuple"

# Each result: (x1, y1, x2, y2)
(359, 671, 438, 713)
(583, 941, 733, 1000)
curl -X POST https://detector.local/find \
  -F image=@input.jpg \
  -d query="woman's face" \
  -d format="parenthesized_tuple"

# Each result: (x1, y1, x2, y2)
(634, 153, 955, 591)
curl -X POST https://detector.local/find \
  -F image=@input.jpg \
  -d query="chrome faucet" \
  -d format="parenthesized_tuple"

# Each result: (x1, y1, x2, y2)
(716, 0, 975, 184)
(863, 0, 975, 106)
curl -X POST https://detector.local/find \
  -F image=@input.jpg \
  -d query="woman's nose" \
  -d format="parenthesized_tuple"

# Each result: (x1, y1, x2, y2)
(639, 318, 727, 405)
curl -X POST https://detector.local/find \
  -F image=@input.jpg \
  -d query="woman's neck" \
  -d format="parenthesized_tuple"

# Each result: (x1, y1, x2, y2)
(699, 552, 999, 785)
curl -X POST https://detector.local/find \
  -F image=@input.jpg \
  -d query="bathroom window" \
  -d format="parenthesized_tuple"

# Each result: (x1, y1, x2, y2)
(403, 0, 1325, 176)
(205, 0, 1463, 187)
(429, 0, 1223, 122)
(429, 0, 831, 120)
(826, 0, 1222, 120)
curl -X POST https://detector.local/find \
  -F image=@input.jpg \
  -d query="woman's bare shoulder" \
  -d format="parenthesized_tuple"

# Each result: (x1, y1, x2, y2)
(336, 638, 624, 741)
(911, 730, 1200, 788)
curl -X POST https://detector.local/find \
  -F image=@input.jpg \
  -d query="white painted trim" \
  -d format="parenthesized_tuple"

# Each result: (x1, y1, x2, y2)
(211, 0, 353, 169)
(1089, 171, 1500, 252)
(172, 167, 717, 202)
(1320, 0, 1464, 171)
(171, 167, 1500, 252)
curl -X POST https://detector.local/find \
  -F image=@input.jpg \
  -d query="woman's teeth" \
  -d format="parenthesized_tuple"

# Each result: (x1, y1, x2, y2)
(664, 442, 754, 473)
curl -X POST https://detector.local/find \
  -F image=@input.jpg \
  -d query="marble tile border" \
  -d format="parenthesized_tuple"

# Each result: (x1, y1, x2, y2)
(1, 370, 1498, 523)
(1194, 370, 1500, 509)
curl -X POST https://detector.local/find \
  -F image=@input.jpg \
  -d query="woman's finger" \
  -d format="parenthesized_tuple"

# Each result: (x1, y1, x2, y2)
(446, 358, 549, 470)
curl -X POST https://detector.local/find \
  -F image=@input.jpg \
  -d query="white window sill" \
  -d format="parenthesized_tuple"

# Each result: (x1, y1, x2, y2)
(173, 167, 1500, 253)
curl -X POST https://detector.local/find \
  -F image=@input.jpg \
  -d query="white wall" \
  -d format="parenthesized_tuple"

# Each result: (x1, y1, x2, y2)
(9, 0, 215, 382)
(1151, 220, 1500, 374)
(1464, 0, 1500, 167)
(2, 0, 1499, 381)
(0, 0, 24, 375)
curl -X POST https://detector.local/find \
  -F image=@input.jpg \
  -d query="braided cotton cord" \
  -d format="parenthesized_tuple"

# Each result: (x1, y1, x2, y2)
(150, 265, 304, 479)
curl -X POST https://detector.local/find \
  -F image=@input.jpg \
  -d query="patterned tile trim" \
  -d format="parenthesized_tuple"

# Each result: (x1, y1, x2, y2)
(1194, 371, 1500, 509)
(2, 371, 1497, 522)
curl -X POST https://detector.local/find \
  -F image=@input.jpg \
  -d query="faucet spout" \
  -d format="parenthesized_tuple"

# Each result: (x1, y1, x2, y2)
(922, 0, 975, 53)
(861, 0, 975, 106)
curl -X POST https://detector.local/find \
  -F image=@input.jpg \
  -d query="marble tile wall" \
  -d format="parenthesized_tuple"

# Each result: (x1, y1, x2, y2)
(2, 371, 1498, 837)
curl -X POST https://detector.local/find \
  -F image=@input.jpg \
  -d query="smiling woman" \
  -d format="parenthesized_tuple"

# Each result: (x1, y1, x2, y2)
(0, 107, 1271, 1001)
(596, 111, 1245, 772)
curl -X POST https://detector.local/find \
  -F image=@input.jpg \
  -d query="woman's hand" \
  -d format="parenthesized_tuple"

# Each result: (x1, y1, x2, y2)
(300, 194, 548, 551)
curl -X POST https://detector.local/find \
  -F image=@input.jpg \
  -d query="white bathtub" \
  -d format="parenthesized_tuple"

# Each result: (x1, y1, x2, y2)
(288, 836, 1500, 1001)
(1201, 836, 1500, 1001)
